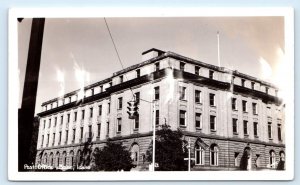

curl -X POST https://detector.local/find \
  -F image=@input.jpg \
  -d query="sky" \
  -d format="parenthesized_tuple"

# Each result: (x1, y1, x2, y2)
(18, 17, 285, 115)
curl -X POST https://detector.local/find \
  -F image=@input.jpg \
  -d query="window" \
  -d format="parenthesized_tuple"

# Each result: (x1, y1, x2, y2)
(155, 110, 159, 125)
(278, 124, 282, 141)
(242, 100, 247, 112)
(134, 114, 139, 130)
(98, 105, 102, 116)
(97, 124, 101, 137)
(251, 82, 255, 89)
(195, 144, 205, 165)
(47, 134, 50, 146)
(195, 66, 200, 75)
(119, 75, 123, 83)
(155, 62, 160, 71)
(88, 125, 92, 139)
(256, 154, 261, 168)
(241, 79, 246, 87)
(100, 85, 103, 93)
(280, 151, 285, 162)
(252, 103, 257, 114)
(48, 119, 51, 128)
(180, 62, 185, 71)
(74, 112, 77, 122)
(43, 120, 46, 129)
(135, 92, 140, 104)
(72, 129, 76, 141)
(106, 122, 110, 136)
(266, 87, 269, 94)
(52, 133, 55, 145)
(131, 144, 139, 164)
(195, 113, 202, 129)
(210, 145, 219, 166)
(60, 115, 63, 125)
(67, 114, 70, 123)
(117, 118, 122, 133)
(118, 97, 123, 109)
(254, 122, 258, 137)
(232, 98, 237, 110)
(65, 130, 68, 144)
(81, 110, 85, 120)
(232, 118, 238, 134)
(50, 103, 53, 109)
(136, 69, 140, 78)
(109, 82, 112, 87)
(195, 90, 201, 103)
(90, 107, 93, 118)
(179, 86, 186, 100)
(209, 70, 214, 79)
(210, 115, 216, 131)
(209, 93, 215, 106)
(80, 127, 83, 140)
(268, 122, 272, 139)
(243, 120, 248, 135)
(54, 117, 57, 126)
(154, 86, 160, 100)
(108, 103, 110, 113)
(59, 131, 62, 144)
(41, 135, 44, 147)
(91, 88, 94, 96)
(179, 110, 186, 126)
(269, 150, 276, 168)
(234, 152, 239, 167)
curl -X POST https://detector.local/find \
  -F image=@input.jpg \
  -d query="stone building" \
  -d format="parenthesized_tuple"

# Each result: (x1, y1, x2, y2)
(35, 48, 285, 171)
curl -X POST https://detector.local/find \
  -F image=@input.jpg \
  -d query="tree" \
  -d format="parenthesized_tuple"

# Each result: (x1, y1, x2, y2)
(93, 140, 134, 171)
(146, 124, 188, 171)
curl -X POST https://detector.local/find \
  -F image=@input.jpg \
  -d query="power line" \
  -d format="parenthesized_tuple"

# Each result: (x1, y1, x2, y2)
(104, 18, 152, 104)
(104, 18, 125, 70)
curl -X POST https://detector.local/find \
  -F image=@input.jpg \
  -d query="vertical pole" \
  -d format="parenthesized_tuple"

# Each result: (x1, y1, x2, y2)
(217, 31, 221, 67)
(188, 138, 191, 171)
(152, 102, 156, 171)
(18, 18, 45, 171)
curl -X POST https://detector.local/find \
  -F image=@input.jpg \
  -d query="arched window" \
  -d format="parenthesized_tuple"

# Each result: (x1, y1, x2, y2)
(131, 144, 139, 165)
(49, 152, 54, 166)
(195, 144, 205, 165)
(62, 151, 67, 166)
(77, 150, 82, 167)
(210, 144, 219, 166)
(43, 153, 48, 165)
(56, 152, 60, 168)
(69, 150, 74, 167)
(279, 151, 285, 162)
(269, 150, 276, 168)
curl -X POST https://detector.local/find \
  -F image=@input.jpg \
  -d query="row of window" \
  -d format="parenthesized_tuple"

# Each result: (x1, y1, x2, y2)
(195, 144, 285, 168)
(43, 103, 111, 129)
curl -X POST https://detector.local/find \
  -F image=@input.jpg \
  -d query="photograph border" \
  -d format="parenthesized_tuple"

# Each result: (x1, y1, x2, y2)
(8, 7, 294, 181)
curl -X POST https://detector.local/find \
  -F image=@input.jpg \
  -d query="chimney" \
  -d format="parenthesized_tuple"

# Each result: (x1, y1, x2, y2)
(142, 48, 165, 61)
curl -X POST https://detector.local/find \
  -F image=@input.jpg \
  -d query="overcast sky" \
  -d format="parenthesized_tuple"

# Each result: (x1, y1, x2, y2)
(18, 17, 285, 115)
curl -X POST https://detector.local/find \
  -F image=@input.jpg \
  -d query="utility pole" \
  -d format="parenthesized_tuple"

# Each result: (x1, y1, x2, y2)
(184, 138, 194, 171)
(18, 18, 45, 171)
(151, 102, 156, 172)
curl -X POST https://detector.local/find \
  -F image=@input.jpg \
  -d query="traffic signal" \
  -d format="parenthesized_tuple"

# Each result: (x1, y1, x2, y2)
(127, 100, 138, 119)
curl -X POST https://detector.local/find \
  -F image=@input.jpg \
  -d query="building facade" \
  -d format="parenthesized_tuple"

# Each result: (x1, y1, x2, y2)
(35, 48, 285, 171)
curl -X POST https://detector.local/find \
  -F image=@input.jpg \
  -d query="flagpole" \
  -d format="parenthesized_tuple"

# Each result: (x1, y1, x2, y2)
(217, 31, 221, 67)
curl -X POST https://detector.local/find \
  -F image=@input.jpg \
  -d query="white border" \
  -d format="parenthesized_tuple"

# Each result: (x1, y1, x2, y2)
(8, 7, 294, 181)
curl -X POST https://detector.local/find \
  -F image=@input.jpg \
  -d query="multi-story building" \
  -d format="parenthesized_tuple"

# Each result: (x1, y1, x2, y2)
(35, 48, 285, 171)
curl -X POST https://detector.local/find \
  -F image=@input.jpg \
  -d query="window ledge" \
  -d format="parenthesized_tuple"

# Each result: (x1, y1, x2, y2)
(233, 132, 239, 135)
(210, 129, 217, 133)
(195, 127, 202, 130)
